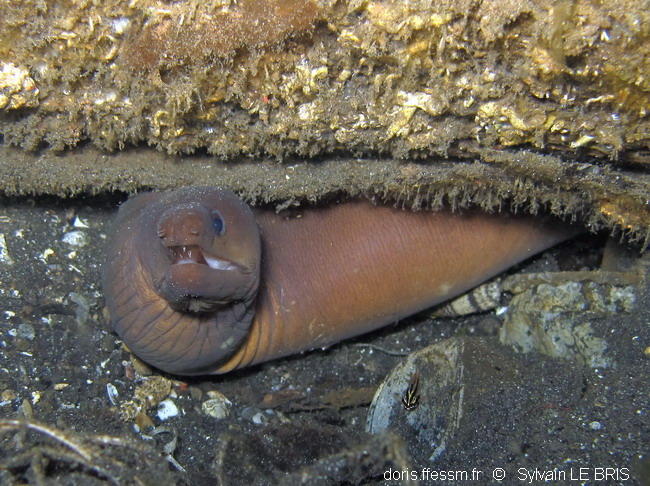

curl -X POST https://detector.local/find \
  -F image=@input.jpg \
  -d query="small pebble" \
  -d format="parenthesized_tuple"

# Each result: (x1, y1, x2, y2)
(135, 411, 155, 430)
(72, 216, 89, 228)
(40, 248, 55, 262)
(251, 412, 267, 425)
(240, 406, 268, 425)
(62, 231, 88, 247)
(16, 323, 35, 340)
(157, 399, 179, 421)
(589, 421, 603, 431)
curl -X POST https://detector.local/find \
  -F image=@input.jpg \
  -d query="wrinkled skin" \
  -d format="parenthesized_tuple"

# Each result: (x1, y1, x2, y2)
(103, 187, 577, 375)
(103, 188, 260, 374)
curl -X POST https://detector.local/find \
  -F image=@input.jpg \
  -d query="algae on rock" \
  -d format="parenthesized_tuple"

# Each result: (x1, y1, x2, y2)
(0, 0, 648, 161)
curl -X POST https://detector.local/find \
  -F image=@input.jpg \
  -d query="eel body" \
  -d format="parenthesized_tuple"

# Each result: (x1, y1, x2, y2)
(103, 187, 576, 375)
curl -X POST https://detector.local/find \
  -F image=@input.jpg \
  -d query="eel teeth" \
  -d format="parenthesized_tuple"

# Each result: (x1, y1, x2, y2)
(171, 245, 235, 270)
(204, 255, 236, 271)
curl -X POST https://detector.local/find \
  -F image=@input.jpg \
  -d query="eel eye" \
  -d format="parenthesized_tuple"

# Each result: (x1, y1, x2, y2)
(212, 211, 225, 235)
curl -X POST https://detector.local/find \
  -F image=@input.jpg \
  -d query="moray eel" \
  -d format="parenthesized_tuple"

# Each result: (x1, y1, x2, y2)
(103, 187, 576, 375)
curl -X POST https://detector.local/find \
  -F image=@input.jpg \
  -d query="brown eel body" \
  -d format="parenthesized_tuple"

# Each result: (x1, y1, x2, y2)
(103, 187, 576, 375)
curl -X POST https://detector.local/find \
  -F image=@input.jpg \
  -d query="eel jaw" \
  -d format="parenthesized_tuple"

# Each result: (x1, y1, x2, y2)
(157, 244, 247, 314)
(168, 244, 237, 271)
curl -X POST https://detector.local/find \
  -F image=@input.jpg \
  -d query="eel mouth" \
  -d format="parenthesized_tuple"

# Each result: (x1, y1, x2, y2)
(168, 245, 237, 271)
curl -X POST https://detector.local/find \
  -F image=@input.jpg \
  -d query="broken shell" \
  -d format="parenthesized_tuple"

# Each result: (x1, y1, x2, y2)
(201, 391, 232, 419)
(106, 383, 119, 405)
(366, 337, 465, 462)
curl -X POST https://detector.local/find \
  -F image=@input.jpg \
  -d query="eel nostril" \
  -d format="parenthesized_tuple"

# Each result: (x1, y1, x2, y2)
(190, 228, 200, 236)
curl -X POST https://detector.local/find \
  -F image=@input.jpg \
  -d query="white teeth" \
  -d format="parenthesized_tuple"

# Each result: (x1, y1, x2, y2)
(176, 257, 234, 270)
(172, 245, 235, 270)
(204, 256, 235, 270)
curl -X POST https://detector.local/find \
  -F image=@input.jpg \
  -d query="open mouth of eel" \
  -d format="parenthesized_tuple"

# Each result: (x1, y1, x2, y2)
(168, 245, 237, 271)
